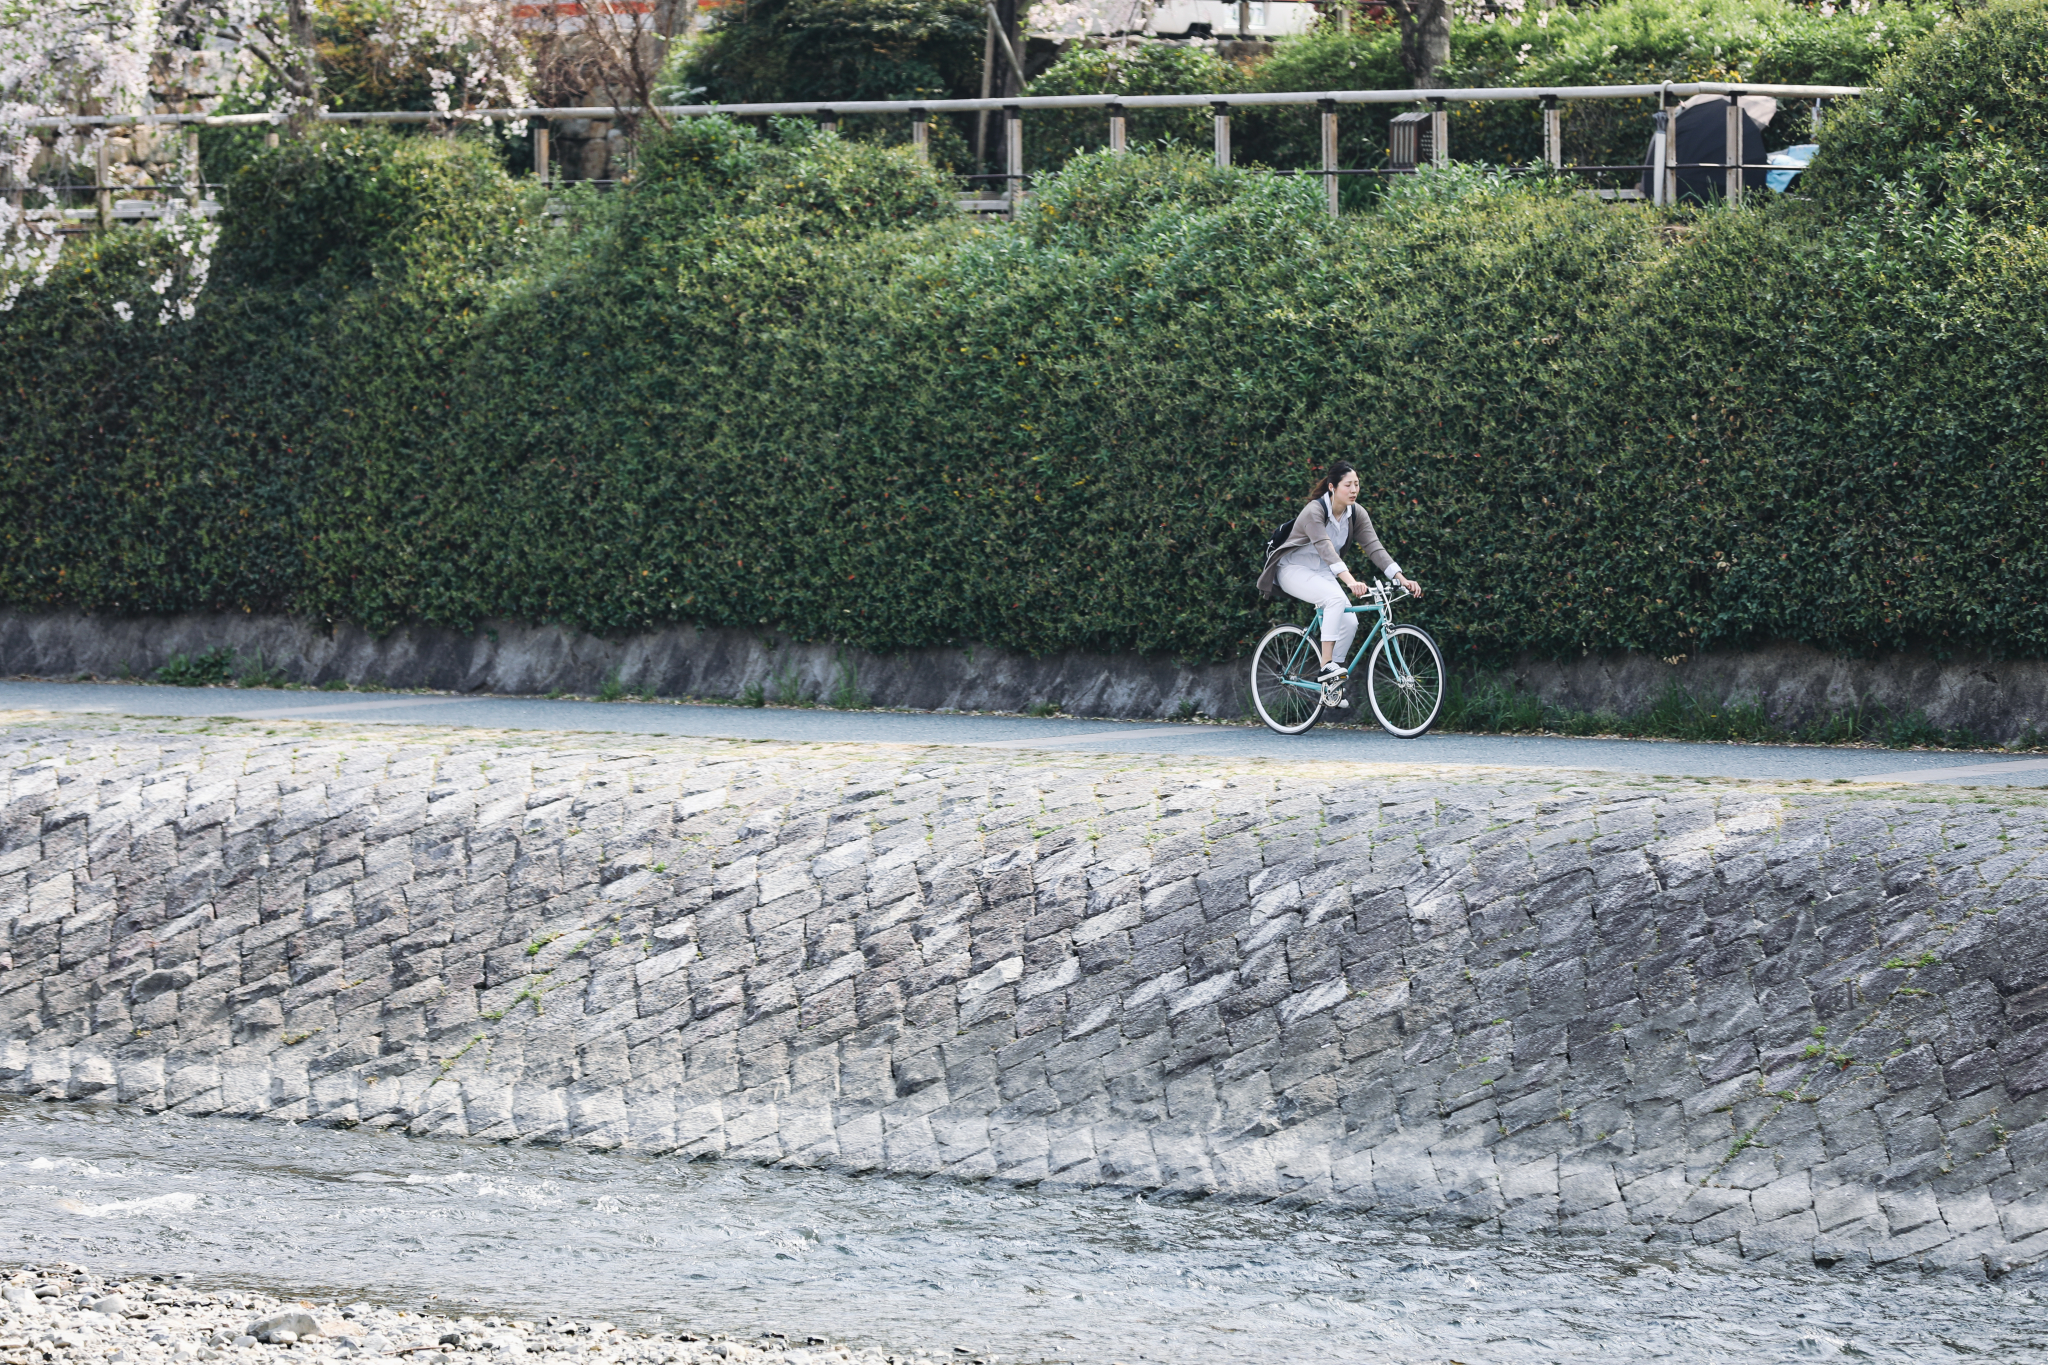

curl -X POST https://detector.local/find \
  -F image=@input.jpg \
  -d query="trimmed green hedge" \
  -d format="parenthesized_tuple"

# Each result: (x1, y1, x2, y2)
(1801, 0, 2048, 219)
(3, 5, 2046, 668)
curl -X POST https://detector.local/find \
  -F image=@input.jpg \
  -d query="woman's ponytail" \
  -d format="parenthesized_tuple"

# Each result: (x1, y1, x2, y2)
(1309, 460, 1358, 501)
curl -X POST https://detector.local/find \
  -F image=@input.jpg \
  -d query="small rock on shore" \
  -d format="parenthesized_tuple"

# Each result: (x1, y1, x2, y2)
(0, 1265, 974, 1365)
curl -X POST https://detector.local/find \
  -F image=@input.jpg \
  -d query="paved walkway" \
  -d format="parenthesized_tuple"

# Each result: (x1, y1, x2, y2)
(2, 679, 2044, 786)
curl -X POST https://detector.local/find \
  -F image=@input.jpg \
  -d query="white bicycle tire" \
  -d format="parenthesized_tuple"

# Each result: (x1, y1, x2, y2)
(1251, 624, 1326, 735)
(1365, 624, 1446, 738)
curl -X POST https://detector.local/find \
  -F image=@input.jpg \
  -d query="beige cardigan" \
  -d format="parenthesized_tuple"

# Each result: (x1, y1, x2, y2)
(1256, 496, 1398, 601)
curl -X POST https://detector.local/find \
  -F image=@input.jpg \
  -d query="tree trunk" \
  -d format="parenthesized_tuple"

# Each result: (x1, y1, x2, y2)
(995, 0, 1022, 97)
(284, 0, 323, 132)
(1395, 0, 1450, 89)
(974, 15, 995, 174)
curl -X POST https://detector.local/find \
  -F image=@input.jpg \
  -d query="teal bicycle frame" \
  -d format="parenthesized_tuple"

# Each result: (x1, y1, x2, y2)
(1277, 588, 1413, 700)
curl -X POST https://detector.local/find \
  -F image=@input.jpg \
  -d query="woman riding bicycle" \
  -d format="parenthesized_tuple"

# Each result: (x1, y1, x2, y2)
(1256, 461, 1424, 695)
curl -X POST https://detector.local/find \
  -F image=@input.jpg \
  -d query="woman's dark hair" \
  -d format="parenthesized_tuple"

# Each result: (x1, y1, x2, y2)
(1309, 461, 1358, 500)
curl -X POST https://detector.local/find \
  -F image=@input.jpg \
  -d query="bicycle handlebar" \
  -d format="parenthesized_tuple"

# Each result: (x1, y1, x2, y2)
(1339, 582, 1410, 614)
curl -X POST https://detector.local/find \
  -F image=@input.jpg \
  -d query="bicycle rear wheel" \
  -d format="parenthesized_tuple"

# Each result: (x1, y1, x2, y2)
(1365, 624, 1445, 738)
(1251, 624, 1327, 735)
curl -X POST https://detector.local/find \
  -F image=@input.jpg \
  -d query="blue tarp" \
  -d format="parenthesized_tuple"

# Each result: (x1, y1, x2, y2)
(1768, 144, 1819, 193)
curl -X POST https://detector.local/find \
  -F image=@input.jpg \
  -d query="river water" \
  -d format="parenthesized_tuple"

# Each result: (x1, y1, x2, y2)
(2, 1099, 2042, 1364)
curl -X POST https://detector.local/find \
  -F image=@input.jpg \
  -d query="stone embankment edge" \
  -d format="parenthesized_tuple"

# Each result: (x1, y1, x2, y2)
(0, 1263, 930, 1365)
(4, 610, 2047, 743)
(3, 715, 2048, 1280)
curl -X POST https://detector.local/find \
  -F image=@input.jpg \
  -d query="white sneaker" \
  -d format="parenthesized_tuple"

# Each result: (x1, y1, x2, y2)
(1318, 664, 1350, 708)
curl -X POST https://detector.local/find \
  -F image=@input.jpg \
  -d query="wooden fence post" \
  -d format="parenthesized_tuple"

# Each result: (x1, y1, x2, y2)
(534, 121, 550, 182)
(1005, 104, 1023, 217)
(1663, 87, 1678, 205)
(1318, 99, 1338, 217)
(1725, 93, 1742, 204)
(1650, 107, 1669, 207)
(1541, 94, 1561, 170)
(1107, 102, 1127, 154)
(95, 135, 112, 231)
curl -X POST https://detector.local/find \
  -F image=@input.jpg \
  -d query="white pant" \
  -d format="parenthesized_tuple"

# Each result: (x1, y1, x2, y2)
(1277, 563, 1356, 660)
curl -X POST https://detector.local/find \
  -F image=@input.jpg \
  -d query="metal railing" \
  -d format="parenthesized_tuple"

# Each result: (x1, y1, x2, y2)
(19, 80, 1860, 221)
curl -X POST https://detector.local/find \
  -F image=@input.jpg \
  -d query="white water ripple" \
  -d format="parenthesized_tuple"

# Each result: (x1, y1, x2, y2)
(56, 1191, 201, 1218)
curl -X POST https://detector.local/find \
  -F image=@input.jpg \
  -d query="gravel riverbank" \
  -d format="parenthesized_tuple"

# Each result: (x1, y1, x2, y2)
(0, 1266, 956, 1365)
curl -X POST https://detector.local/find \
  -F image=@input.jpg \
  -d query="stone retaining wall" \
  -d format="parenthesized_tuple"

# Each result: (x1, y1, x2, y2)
(1509, 643, 2048, 750)
(0, 611, 1244, 724)
(3, 714, 2048, 1276)
(6, 610, 2048, 741)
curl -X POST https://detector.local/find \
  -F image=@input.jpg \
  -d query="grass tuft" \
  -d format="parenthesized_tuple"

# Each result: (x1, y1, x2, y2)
(1439, 676, 2001, 750)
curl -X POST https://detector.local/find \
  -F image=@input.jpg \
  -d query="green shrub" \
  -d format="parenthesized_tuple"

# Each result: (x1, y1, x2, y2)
(674, 0, 985, 165)
(1023, 147, 1321, 249)
(772, 666, 812, 706)
(829, 658, 871, 708)
(1440, 674, 2005, 748)
(630, 116, 956, 239)
(236, 649, 289, 688)
(157, 647, 236, 686)
(1024, 43, 1242, 161)
(1232, 27, 1439, 188)
(679, 0, 984, 105)
(1804, 0, 2048, 220)
(219, 128, 536, 291)
(3, 21, 2046, 680)
(1218, 0, 1947, 184)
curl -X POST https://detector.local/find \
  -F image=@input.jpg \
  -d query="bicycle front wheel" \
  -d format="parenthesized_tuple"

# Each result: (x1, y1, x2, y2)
(1365, 624, 1445, 738)
(1251, 624, 1326, 735)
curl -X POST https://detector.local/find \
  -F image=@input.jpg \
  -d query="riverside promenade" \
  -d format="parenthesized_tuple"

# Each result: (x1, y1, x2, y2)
(3, 709, 2046, 1276)
(2, 680, 2046, 786)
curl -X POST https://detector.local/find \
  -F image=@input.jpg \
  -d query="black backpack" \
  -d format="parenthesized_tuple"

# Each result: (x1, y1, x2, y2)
(1258, 512, 1296, 564)
(1255, 511, 1298, 599)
